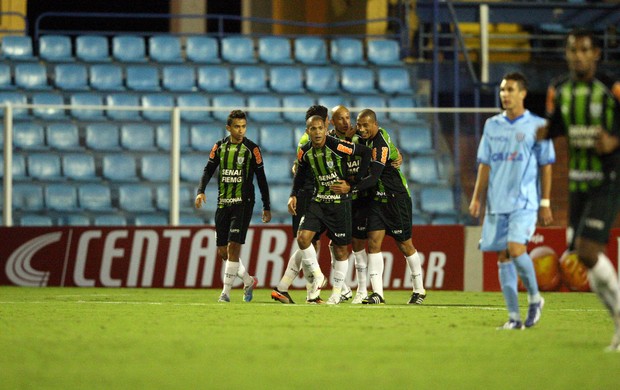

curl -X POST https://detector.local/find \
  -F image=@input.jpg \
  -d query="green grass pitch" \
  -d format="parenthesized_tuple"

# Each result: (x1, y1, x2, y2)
(1, 287, 619, 389)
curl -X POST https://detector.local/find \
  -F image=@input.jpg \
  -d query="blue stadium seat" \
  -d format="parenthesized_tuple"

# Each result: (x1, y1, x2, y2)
(135, 214, 168, 226)
(89, 64, 125, 91)
(119, 184, 155, 212)
(211, 95, 245, 122)
(0, 154, 27, 180)
(1, 36, 35, 61)
(197, 65, 233, 93)
(102, 154, 138, 181)
(352, 95, 388, 123)
(259, 124, 294, 153)
(32, 93, 66, 121)
(126, 66, 160, 91)
(341, 67, 376, 94)
(141, 154, 170, 181)
(20, 215, 53, 226)
(244, 126, 260, 143)
(12, 183, 44, 211)
(431, 215, 459, 225)
(180, 215, 205, 225)
(399, 124, 433, 154)
(0, 92, 28, 119)
(264, 155, 293, 185)
(177, 94, 211, 123)
(148, 36, 183, 63)
(221, 36, 256, 64)
(58, 214, 91, 226)
(367, 39, 402, 66)
(28, 153, 63, 181)
(247, 95, 282, 123)
(106, 93, 141, 121)
(45, 184, 79, 211)
(180, 154, 207, 182)
(156, 185, 194, 212)
(94, 215, 127, 226)
(408, 156, 443, 184)
(120, 123, 156, 151)
(186, 36, 220, 63)
(76, 35, 111, 62)
(155, 124, 191, 151)
(330, 38, 365, 65)
(190, 124, 224, 152)
(305, 67, 338, 94)
(388, 96, 418, 124)
(112, 35, 147, 63)
(198, 184, 219, 213)
(162, 65, 195, 92)
(79, 184, 114, 211)
(15, 63, 50, 90)
(412, 214, 430, 225)
(47, 123, 81, 151)
(294, 37, 328, 65)
(420, 186, 456, 215)
(54, 64, 88, 91)
(258, 37, 293, 64)
(141, 93, 173, 122)
(85, 123, 121, 151)
(0, 64, 14, 90)
(269, 66, 304, 93)
(39, 35, 74, 62)
(233, 66, 268, 93)
(378, 68, 413, 94)
(63, 154, 97, 181)
(269, 184, 292, 213)
(69, 93, 105, 120)
(14, 123, 46, 150)
(282, 95, 315, 123)
(317, 96, 350, 111)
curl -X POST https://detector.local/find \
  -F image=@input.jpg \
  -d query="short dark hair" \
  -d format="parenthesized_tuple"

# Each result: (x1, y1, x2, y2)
(306, 114, 325, 128)
(305, 105, 328, 121)
(567, 28, 600, 49)
(227, 110, 246, 126)
(502, 72, 528, 91)
(357, 109, 377, 123)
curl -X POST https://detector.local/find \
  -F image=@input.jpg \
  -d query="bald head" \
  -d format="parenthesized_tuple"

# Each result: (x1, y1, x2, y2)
(331, 105, 352, 138)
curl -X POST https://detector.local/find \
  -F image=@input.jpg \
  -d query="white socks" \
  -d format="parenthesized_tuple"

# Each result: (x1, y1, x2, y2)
(588, 253, 620, 316)
(354, 249, 368, 296)
(332, 260, 348, 296)
(406, 252, 425, 293)
(236, 259, 254, 286)
(222, 260, 239, 295)
(277, 250, 303, 291)
(301, 245, 322, 279)
(368, 252, 384, 297)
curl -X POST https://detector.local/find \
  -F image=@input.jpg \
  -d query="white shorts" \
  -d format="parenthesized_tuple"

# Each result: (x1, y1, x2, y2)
(479, 209, 537, 252)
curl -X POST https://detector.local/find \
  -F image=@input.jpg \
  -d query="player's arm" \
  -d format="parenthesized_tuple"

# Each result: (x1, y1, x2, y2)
(289, 149, 308, 214)
(195, 143, 219, 209)
(350, 144, 385, 193)
(469, 163, 490, 218)
(252, 146, 271, 216)
(539, 164, 553, 225)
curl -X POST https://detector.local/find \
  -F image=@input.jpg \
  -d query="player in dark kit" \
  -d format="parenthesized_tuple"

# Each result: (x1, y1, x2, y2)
(195, 110, 271, 303)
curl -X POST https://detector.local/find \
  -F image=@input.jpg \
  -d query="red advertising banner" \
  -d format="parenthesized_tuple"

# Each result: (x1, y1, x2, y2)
(482, 227, 620, 292)
(0, 225, 465, 290)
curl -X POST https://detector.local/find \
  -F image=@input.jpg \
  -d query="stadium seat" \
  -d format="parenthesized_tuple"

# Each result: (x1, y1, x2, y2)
(58, 214, 91, 226)
(196, 65, 233, 93)
(180, 214, 205, 225)
(0, 91, 28, 119)
(0, 64, 14, 90)
(148, 36, 182, 63)
(102, 154, 138, 181)
(126, 66, 160, 91)
(85, 123, 121, 151)
(180, 154, 207, 182)
(141, 154, 170, 181)
(20, 215, 54, 226)
(106, 93, 141, 121)
(408, 156, 443, 184)
(378, 68, 413, 94)
(221, 36, 256, 64)
(186, 36, 220, 63)
(282, 95, 315, 123)
(412, 214, 430, 225)
(258, 37, 293, 64)
(388, 96, 418, 124)
(14, 63, 50, 90)
(431, 215, 459, 225)
(120, 123, 156, 151)
(94, 215, 127, 226)
(155, 185, 194, 212)
(1, 36, 35, 61)
(79, 184, 114, 211)
(76, 35, 111, 62)
(13, 123, 46, 150)
(112, 35, 147, 62)
(39, 35, 74, 62)
(330, 38, 365, 65)
(47, 123, 82, 151)
(69, 93, 105, 120)
(269, 184, 292, 213)
(269, 66, 304, 94)
(12, 183, 44, 211)
(89, 64, 125, 91)
(63, 154, 97, 181)
(259, 124, 294, 153)
(305, 67, 339, 94)
(45, 184, 79, 211)
(352, 95, 388, 123)
(317, 96, 350, 111)
(420, 186, 456, 215)
(28, 153, 63, 181)
(190, 124, 224, 152)
(162, 65, 196, 92)
(155, 124, 191, 151)
(264, 155, 293, 185)
(32, 93, 66, 121)
(341, 67, 376, 94)
(0, 154, 27, 180)
(294, 37, 328, 65)
(247, 95, 282, 123)
(119, 184, 155, 212)
(54, 64, 88, 91)
(141, 93, 173, 122)
(177, 94, 211, 123)
(399, 124, 433, 154)
(367, 39, 402, 66)
(135, 214, 168, 226)
(245, 126, 260, 143)
(211, 95, 245, 122)
(233, 66, 268, 93)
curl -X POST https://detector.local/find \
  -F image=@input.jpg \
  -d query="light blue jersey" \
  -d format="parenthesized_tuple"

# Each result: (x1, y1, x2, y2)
(477, 110, 556, 214)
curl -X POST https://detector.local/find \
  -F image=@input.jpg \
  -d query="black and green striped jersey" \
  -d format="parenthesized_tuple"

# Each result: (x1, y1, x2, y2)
(198, 136, 270, 210)
(328, 129, 364, 199)
(547, 72, 620, 192)
(296, 132, 315, 193)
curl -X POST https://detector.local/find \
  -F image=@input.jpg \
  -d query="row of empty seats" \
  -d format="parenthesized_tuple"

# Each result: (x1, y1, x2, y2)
(14, 213, 206, 227)
(2, 35, 403, 66)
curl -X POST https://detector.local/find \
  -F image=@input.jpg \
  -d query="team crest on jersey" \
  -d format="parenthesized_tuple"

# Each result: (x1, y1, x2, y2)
(327, 161, 334, 169)
(590, 102, 602, 118)
(237, 156, 245, 165)
(515, 132, 525, 142)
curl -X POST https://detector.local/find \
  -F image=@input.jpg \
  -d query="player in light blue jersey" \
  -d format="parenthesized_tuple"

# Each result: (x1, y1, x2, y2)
(470, 72, 555, 330)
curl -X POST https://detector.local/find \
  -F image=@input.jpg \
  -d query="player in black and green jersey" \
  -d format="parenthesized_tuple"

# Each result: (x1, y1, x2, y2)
(539, 29, 620, 351)
(195, 110, 271, 303)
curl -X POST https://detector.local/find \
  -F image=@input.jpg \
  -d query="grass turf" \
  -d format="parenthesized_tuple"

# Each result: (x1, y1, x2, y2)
(1, 287, 619, 389)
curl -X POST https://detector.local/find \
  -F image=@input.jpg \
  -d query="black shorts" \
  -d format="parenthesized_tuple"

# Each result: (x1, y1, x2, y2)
(214, 202, 254, 246)
(352, 197, 371, 240)
(292, 190, 323, 241)
(298, 200, 352, 246)
(570, 178, 620, 245)
(366, 193, 413, 242)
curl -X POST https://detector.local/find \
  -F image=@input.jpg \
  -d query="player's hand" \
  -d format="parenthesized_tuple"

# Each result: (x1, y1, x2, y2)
(195, 193, 206, 209)
(291, 161, 298, 175)
(468, 199, 480, 218)
(262, 210, 272, 223)
(288, 196, 297, 216)
(539, 206, 553, 226)
(595, 129, 619, 155)
(330, 180, 350, 194)
(391, 150, 403, 168)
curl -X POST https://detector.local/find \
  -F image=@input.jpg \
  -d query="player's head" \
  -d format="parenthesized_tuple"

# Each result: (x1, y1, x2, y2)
(356, 109, 379, 140)
(565, 28, 600, 80)
(227, 109, 247, 126)
(331, 105, 352, 138)
(226, 110, 247, 142)
(500, 72, 527, 113)
(305, 105, 329, 124)
(306, 114, 327, 147)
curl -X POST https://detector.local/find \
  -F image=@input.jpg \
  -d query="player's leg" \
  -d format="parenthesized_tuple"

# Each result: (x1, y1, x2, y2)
(215, 208, 233, 302)
(228, 203, 257, 302)
(328, 242, 352, 301)
(351, 238, 368, 304)
(396, 239, 426, 304)
(327, 244, 350, 305)
(364, 229, 386, 304)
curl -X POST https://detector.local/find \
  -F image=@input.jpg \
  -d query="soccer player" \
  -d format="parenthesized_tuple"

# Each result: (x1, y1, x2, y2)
(538, 29, 620, 349)
(470, 72, 555, 330)
(195, 110, 271, 303)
